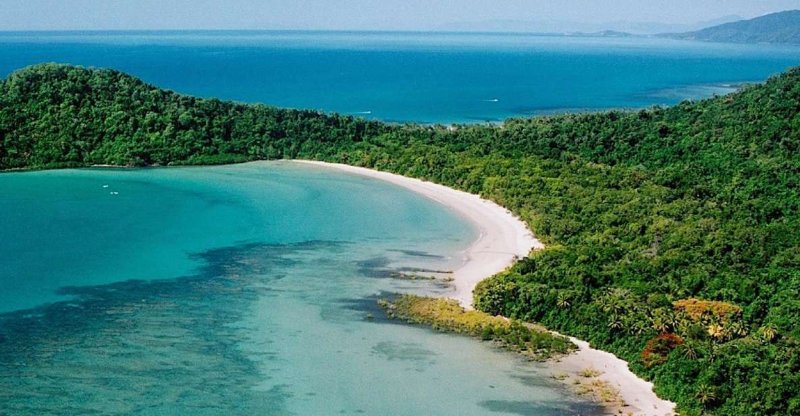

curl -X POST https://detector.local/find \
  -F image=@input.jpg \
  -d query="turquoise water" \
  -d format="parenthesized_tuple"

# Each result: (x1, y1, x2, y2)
(0, 163, 602, 415)
(0, 31, 799, 123)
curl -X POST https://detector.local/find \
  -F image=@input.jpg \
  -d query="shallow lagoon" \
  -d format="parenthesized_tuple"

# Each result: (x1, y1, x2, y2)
(0, 163, 603, 415)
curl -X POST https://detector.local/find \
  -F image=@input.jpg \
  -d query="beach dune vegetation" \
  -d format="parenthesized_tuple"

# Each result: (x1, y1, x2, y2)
(378, 295, 575, 359)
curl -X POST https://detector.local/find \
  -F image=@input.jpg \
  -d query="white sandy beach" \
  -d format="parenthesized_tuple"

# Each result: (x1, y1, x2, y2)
(290, 160, 542, 307)
(292, 160, 675, 416)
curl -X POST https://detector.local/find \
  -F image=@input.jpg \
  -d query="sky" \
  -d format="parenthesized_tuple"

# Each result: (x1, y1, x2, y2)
(1, 0, 799, 32)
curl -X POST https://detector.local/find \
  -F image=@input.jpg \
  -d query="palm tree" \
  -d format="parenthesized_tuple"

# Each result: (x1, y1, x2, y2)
(556, 292, 571, 309)
(651, 316, 670, 333)
(759, 325, 777, 342)
(608, 315, 624, 331)
(681, 341, 699, 360)
(674, 314, 694, 337)
(598, 288, 631, 315)
(629, 319, 650, 336)
(696, 383, 717, 407)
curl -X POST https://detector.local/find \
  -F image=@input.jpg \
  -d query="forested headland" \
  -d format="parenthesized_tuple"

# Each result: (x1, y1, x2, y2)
(2, 63, 799, 415)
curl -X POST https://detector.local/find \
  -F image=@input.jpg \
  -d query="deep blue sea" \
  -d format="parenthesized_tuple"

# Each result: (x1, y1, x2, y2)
(0, 31, 798, 123)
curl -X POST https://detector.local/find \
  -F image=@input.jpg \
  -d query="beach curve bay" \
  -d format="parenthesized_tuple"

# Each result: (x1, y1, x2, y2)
(297, 161, 677, 416)
(0, 162, 605, 415)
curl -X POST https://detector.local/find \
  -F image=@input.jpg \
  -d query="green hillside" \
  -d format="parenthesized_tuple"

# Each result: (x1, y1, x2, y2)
(2, 63, 800, 415)
(663, 10, 800, 44)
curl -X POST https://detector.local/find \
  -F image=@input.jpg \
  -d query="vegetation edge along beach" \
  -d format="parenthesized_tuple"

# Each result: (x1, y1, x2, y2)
(2, 63, 799, 415)
(294, 159, 675, 415)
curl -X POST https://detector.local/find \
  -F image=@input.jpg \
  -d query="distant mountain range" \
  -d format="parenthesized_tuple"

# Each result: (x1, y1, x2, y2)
(437, 15, 743, 36)
(439, 10, 800, 46)
(660, 10, 800, 44)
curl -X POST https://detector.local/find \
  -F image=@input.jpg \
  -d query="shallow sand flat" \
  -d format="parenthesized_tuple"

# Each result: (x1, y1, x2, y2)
(292, 160, 676, 416)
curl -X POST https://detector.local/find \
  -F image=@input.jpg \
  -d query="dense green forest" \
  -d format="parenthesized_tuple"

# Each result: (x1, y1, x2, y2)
(2, 63, 799, 415)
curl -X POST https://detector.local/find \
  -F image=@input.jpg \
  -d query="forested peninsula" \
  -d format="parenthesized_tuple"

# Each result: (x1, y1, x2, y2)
(2, 63, 799, 415)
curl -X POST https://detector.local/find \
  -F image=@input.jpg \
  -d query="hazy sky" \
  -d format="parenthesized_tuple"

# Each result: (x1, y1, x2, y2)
(2, 0, 799, 31)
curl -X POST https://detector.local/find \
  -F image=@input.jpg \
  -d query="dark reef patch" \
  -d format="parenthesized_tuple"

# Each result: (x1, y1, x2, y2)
(0, 240, 344, 415)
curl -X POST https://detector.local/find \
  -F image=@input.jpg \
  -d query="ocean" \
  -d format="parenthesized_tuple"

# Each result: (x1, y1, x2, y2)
(0, 31, 798, 123)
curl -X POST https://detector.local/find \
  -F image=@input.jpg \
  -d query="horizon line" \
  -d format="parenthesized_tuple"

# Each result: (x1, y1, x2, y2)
(0, 28, 654, 36)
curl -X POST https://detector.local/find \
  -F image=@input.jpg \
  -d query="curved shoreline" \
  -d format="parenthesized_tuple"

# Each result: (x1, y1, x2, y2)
(292, 160, 676, 416)
(289, 160, 542, 308)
